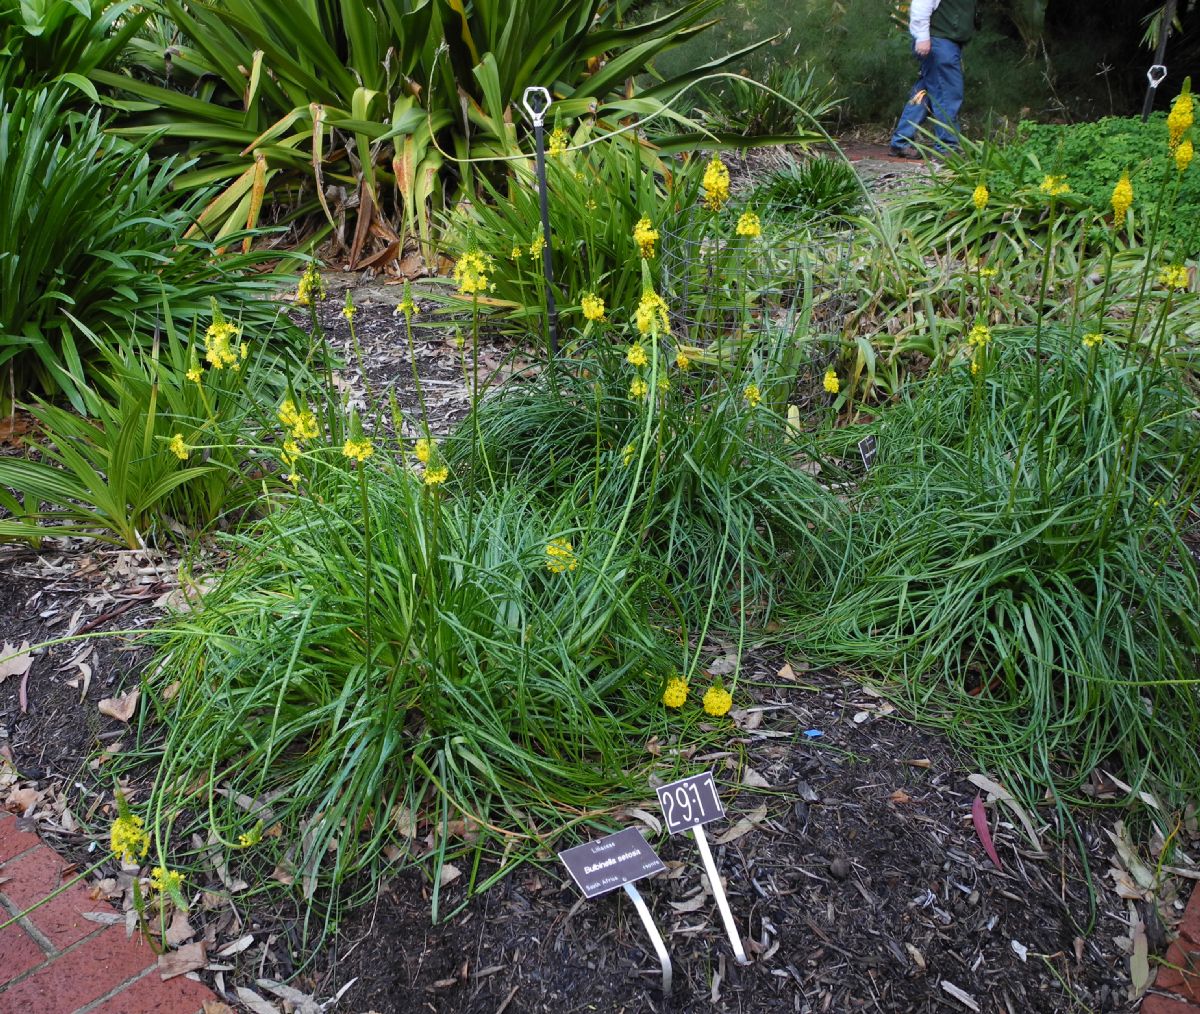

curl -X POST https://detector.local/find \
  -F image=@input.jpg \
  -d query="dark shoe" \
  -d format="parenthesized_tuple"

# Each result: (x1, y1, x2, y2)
(889, 144, 921, 160)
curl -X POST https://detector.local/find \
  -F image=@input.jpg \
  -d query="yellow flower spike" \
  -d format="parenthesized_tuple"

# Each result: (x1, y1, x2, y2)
(580, 292, 605, 322)
(529, 235, 545, 259)
(1176, 139, 1194, 173)
(1038, 175, 1069, 197)
(395, 284, 418, 319)
(547, 127, 568, 158)
(150, 866, 184, 895)
(735, 211, 762, 237)
(1168, 92, 1194, 151)
(967, 323, 992, 347)
(1158, 265, 1190, 291)
(1111, 172, 1133, 223)
(702, 683, 733, 717)
(978, 267, 998, 278)
(1082, 332, 1103, 348)
(204, 320, 241, 370)
(626, 343, 648, 368)
(743, 383, 761, 408)
(634, 288, 670, 336)
(662, 676, 689, 708)
(341, 292, 357, 321)
(656, 376, 670, 393)
(285, 472, 301, 486)
(414, 437, 433, 464)
(823, 369, 840, 394)
(675, 350, 691, 370)
(168, 434, 189, 460)
(622, 443, 636, 467)
(629, 376, 649, 399)
(186, 366, 202, 383)
(510, 244, 522, 260)
(633, 217, 659, 259)
(972, 184, 989, 211)
(701, 156, 731, 211)
(296, 262, 326, 307)
(342, 437, 374, 462)
(544, 538, 578, 574)
(424, 465, 449, 486)
(110, 813, 149, 864)
(970, 357, 981, 376)
(453, 250, 494, 295)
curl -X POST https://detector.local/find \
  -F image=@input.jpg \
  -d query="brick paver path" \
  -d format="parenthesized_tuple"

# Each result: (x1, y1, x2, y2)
(0, 814, 216, 1013)
(1145, 881, 1200, 1013)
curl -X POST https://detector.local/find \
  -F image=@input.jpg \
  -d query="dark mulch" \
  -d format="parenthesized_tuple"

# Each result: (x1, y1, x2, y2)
(303, 653, 1139, 1014)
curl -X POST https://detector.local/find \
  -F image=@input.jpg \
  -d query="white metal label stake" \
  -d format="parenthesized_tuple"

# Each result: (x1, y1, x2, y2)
(558, 827, 673, 997)
(655, 771, 749, 965)
(622, 881, 673, 997)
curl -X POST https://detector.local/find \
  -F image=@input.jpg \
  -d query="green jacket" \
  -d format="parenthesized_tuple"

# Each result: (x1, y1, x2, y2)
(930, 0, 977, 45)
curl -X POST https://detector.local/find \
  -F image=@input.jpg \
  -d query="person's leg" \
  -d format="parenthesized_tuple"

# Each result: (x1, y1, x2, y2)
(923, 37, 964, 150)
(890, 46, 932, 150)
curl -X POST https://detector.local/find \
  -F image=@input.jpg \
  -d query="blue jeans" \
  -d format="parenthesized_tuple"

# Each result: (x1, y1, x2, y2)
(890, 37, 964, 151)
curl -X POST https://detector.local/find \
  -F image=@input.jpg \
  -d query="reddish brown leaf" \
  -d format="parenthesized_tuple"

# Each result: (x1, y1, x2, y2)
(971, 793, 1003, 870)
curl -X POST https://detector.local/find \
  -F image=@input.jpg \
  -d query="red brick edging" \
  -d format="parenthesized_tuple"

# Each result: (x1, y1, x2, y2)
(1144, 879, 1200, 1013)
(0, 813, 216, 1013)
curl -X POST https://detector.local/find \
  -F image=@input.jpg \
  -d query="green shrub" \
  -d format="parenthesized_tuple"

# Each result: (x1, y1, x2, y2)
(0, 0, 147, 93)
(0, 85, 293, 410)
(0, 305, 300, 548)
(92, 0, 751, 249)
(748, 157, 864, 219)
(1003, 113, 1200, 254)
(794, 325, 1200, 808)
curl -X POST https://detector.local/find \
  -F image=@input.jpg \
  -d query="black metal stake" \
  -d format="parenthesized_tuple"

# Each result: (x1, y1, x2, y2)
(1142, 0, 1177, 122)
(523, 87, 560, 358)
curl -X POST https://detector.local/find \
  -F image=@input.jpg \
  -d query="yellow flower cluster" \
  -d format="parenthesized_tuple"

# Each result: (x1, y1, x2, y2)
(633, 216, 659, 259)
(204, 320, 245, 370)
(395, 286, 418, 319)
(622, 443, 636, 466)
(626, 343, 648, 367)
(110, 813, 149, 864)
(735, 211, 762, 237)
(634, 288, 670, 336)
(169, 433, 189, 461)
(529, 235, 545, 259)
(581, 292, 605, 322)
(1168, 92, 1194, 151)
(629, 376, 649, 398)
(823, 369, 839, 394)
(1158, 265, 1190, 291)
(454, 250, 494, 295)
(702, 156, 731, 211)
(662, 676, 688, 708)
(743, 383, 761, 408)
(186, 365, 203, 383)
(545, 538, 577, 574)
(1082, 332, 1103, 348)
(972, 184, 989, 211)
(675, 350, 691, 370)
(296, 262, 326, 307)
(150, 866, 184, 895)
(341, 294, 357, 321)
(966, 323, 992, 347)
(1038, 175, 1069, 197)
(1177, 139, 1194, 173)
(278, 399, 319, 441)
(1111, 172, 1133, 224)
(548, 127, 569, 158)
(414, 437, 434, 463)
(702, 684, 733, 717)
(342, 437, 374, 462)
(424, 465, 449, 486)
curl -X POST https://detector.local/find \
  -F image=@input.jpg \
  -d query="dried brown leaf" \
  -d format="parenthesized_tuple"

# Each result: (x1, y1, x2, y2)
(98, 689, 140, 723)
(158, 940, 207, 979)
(0, 641, 32, 683)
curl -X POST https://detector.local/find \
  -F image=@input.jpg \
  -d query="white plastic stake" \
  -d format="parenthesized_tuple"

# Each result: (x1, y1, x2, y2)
(692, 824, 749, 964)
(622, 881, 672, 996)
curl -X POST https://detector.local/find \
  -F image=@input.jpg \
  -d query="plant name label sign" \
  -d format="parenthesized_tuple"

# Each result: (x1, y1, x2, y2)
(655, 771, 725, 835)
(858, 434, 879, 470)
(559, 827, 666, 899)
